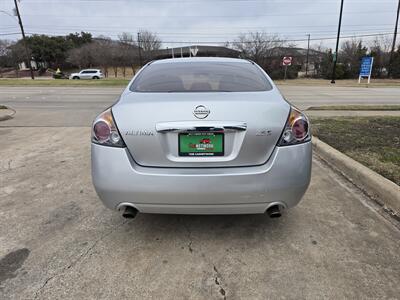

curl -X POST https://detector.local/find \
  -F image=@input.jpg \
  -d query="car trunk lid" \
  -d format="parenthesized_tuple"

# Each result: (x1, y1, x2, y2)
(112, 90, 290, 168)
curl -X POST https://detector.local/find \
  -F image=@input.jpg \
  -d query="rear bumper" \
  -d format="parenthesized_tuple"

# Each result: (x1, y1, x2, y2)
(91, 141, 312, 214)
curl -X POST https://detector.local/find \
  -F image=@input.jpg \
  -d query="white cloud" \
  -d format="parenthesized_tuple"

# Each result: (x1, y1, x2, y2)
(0, 0, 397, 49)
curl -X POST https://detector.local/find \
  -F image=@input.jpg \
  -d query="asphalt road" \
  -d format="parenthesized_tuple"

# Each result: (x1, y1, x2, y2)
(0, 127, 399, 299)
(0, 85, 399, 127)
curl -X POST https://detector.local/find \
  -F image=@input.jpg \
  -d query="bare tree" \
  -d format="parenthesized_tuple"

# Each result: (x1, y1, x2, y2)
(8, 41, 26, 77)
(369, 36, 392, 77)
(0, 40, 13, 77)
(138, 30, 162, 62)
(66, 32, 159, 78)
(312, 41, 328, 53)
(0, 39, 11, 57)
(66, 44, 94, 69)
(91, 38, 114, 77)
(233, 32, 284, 68)
(340, 38, 367, 78)
(67, 38, 113, 76)
(118, 32, 136, 46)
(118, 32, 139, 77)
(138, 30, 161, 52)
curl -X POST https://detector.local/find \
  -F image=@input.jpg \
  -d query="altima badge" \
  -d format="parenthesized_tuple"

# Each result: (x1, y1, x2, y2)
(193, 105, 210, 119)
(256, 129, 272, 136)
(125, 130, 154, 136)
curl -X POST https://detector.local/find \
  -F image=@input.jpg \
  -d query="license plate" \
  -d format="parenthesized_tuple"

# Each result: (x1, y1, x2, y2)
(179, 132, 224, 156)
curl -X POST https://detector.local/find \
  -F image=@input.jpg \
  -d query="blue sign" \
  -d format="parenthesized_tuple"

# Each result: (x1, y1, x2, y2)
(359, 56, 373, 77)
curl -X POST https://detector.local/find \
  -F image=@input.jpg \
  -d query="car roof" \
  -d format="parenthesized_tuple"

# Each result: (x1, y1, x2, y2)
(150, 57, 252, 65)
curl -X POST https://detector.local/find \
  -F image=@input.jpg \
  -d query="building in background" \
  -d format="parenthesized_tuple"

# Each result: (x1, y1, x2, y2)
(152, 45, 241, 60)
(268, 47, 325, 77)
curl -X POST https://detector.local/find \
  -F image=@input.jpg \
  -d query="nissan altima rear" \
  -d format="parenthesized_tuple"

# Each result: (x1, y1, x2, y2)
(91, 57, 311, 218)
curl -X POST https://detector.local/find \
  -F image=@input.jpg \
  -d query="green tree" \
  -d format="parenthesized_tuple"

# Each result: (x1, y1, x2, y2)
(66, 32, 92, 48)
(320, 49, 333, 79)
(18, 32, 92, 69)
(340, 39, 367, 79)
(368, 36, 391, 78)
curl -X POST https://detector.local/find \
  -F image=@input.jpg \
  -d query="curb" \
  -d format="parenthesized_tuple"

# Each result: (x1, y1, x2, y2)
(312, 137, 400, 216)
(0, 106, 16, 121)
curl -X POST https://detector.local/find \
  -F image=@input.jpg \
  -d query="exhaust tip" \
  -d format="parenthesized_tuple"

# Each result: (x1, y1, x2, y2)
(266, 205, 282, 218)
(121, 206, 138, 219)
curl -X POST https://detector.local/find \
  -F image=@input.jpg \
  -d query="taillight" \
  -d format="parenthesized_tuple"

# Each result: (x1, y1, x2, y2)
(278, 107, 311, 146)
(92, 108, 125, 147)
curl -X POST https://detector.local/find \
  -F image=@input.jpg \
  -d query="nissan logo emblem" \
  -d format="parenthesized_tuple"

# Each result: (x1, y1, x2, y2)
(193, 105, 210, 119)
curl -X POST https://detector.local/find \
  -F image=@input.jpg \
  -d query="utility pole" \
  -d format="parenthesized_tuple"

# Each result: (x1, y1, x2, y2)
(137, 32, 143, 67)
(13, 0, 34, 79)
(388, 0, 400, 78)
(305, 34, 310, 77)
(331, 0, 344, 84)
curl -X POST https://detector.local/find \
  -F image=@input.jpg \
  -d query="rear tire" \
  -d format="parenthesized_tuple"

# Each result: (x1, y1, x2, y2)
(72, 76, 80, 80)
(93, 76, 99, 79)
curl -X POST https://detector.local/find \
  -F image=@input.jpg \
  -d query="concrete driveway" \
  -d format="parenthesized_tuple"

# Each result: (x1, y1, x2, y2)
(1, 126, 399, 299)
(1, 85, 400, 299)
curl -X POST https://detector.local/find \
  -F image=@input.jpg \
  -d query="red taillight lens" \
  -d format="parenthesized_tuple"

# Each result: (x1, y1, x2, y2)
(91, 108, 125, 147)
(292, 118, 309, 141)
(278, 107, 310, 146)
(93, 121, 111, 142)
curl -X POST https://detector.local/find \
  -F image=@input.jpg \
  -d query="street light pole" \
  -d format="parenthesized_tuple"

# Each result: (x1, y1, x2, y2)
(13, 0, 34, 80)
(388, 0, 400, 78)
(305, 34, 310, 77)
(331, 0, 344, 84)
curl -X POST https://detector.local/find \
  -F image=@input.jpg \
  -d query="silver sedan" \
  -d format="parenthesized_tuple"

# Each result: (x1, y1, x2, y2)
(91, 57, 311, 219)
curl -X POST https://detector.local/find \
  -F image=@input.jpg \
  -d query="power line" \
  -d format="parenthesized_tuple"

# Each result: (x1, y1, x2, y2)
(13, 31, 392, 44)
(19, 27, 394, 36)
(0, 25, 19, 29)
(23, 0, 397, 3)
(0, 32, 24, 36)
(21, 11, 393, 18)
(14, 22, 394, 38)
(22, 23, 396, 29)
(160, 32, 395, 44)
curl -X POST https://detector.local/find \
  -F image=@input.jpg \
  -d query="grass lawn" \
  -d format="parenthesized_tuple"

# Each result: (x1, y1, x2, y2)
(307, 105, 400, 111)
(311, 116, 400, 186)
(0, 78, 130, 87)
(275, 78, 400, 87)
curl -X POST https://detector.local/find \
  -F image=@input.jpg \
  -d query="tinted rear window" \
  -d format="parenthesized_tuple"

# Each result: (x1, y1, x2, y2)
(130, 61, 272, 92)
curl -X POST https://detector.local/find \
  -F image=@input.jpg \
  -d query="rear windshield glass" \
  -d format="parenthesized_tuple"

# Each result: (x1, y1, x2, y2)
(130, 61, 272, 92)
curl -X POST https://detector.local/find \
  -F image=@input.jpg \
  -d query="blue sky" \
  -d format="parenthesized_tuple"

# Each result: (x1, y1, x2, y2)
(0, 0, 398, 49)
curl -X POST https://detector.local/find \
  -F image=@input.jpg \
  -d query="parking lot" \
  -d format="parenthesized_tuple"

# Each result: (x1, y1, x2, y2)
(1, 85, 400, 299)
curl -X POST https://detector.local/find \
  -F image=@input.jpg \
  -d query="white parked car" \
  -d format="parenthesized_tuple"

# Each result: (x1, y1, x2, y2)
(69, 69, 103, 80)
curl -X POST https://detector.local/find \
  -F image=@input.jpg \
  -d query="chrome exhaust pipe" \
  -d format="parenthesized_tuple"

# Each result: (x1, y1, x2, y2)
(266, 205, 282, 218)
(121, 206, 138, 219)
